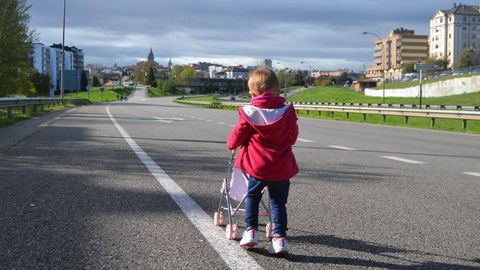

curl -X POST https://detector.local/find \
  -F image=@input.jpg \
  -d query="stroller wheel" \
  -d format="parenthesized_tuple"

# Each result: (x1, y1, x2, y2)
(225, 224, 238, 240)
(266, 222, 274, 238)
(213, 212, 224, 226)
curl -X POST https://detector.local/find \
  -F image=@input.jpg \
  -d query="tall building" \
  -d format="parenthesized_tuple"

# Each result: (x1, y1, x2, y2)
(148, 48, 155, 64)
(430, 3, 480, 68)
(31, 43, 83, 96)
(366, 28, 428, 82)
(259, 59, 272, 69)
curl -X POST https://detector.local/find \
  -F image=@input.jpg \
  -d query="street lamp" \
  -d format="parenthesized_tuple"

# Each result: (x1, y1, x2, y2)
(276, 61, 288, 93)
(300, 61, 313, 86)
(60, 0, 66, 99)
(363, 31, 386, 104)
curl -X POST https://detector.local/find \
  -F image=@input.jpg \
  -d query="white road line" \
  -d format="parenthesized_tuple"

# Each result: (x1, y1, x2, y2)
(154, 117, 173, 124)
(381, 156, 425, 164)
(229, 125, 235, 128)
(216, 122, 226, 125)
(329, 145, 357, 151)
(106, 105, 261, 270)
(66, 108, 77, 114)
(198, 118, 205, 120)
(463, 172, 480, 178)
(206, 120, 214, 122)
(297, 138, 315, 143)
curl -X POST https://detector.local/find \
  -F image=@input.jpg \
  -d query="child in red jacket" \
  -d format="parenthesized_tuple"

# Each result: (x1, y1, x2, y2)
(226, 68, 298, 255)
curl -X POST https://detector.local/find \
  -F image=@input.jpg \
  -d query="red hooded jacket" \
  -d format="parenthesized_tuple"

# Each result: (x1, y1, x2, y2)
(227, 93, 299, 181)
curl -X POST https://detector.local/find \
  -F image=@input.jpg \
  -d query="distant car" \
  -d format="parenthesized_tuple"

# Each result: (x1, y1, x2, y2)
(228, 95, 235, 100)
(304, 84, 309, 88)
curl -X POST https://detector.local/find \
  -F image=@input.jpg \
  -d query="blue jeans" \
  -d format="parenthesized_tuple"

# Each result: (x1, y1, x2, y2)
(245, 175, 290, 237)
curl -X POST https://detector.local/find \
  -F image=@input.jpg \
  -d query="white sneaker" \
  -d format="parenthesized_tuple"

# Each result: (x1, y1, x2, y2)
(239, 229, 259, 247)
(268, 237, 289, 255)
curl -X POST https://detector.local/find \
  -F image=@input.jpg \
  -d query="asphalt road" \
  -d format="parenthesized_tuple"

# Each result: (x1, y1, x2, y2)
(1, 87, 479, 269)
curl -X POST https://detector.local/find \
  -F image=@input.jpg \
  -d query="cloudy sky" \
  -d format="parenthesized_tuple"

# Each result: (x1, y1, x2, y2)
(28, 0, 478, 71)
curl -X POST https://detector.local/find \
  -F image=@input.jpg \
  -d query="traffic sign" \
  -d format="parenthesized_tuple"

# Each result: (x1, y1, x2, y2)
(414, 64, 436, 71)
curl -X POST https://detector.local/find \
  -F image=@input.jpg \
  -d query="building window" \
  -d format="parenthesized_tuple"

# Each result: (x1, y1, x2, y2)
(435, 45, 439, 49)
(449, 33, 452, 39)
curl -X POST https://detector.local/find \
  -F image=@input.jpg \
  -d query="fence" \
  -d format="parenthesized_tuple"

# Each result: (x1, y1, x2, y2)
(0, 98, 89, 119)
(177, 98, 480, 130)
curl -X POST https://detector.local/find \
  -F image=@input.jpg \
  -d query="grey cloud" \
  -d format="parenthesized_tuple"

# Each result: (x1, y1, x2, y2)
(28, 0, 480, 70)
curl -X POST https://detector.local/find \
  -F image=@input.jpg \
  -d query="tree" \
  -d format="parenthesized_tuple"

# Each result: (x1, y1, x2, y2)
(29, 72, 51, 96)
(170, 65, 183, 80)
(402, 62, 416, 74)
(80, 71, 88, 91)
(178, 66, 197, 84)
(457, 48, 472, 68)
(162, 78, 177, 94)
(147, 66, 156, 86)
(0, 0, 35, 96)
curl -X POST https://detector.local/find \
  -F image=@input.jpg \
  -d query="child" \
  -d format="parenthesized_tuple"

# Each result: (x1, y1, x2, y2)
(226, 68, 298, 255)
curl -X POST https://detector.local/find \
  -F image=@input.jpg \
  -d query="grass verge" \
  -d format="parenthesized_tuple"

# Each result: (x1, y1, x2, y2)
(288, 86, 480, 106)
(178, 93, 480, 134)
(64, 87, 133, 102)
(0, 103, 75, 127)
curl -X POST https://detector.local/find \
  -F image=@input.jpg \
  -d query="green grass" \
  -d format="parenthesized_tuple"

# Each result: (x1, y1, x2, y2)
(64, 87, 133, 102)
(374, 73, 478, 90)
(288, 86, 480, 106)
(295, 110, 480, 134)
(0, 103, 75, 127)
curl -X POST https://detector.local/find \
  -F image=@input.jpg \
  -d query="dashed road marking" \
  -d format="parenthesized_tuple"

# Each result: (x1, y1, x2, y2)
(381, 156, 425, 164)
(229, 125, 235, 128)
(216, 122, 226, 125)
(463, 172, 480, 178)
(66, 108, 77, 114)
(329, 145, 357, 151)
(106, 105, 261, 270)
(206, 120, 213, 122)
(297, 138, 314, 143)
(154, 117, 184, 124)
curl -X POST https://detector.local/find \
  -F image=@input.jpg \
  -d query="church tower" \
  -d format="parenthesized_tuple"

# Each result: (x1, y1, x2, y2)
(168, 58, 172, 70)
(147, 48, 155, 64)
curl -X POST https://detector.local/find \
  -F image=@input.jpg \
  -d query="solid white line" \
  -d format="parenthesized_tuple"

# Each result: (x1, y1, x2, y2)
(66, 108, 77, 114)
(106, 105, 262, 270)
(329, 145, 357, 151)
(381, 156, 425, 164)
(297, 138, 314, 143)
(463, 172, 480, 178)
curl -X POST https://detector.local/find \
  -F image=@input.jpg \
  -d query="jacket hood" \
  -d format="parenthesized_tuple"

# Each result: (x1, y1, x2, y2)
(250, 92, 286, 109)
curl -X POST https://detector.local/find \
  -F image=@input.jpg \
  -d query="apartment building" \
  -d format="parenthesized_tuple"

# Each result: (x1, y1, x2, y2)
(31, 43, 82, 96)
(366, 28, 428, 82)
(430, 3, 480, 68)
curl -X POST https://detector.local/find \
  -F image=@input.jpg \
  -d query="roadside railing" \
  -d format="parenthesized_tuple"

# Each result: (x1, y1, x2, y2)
(176, 98, 480, 130)
(0, 98, 89, 119)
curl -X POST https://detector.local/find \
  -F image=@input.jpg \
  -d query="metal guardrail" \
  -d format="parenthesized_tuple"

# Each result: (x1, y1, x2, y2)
(177, 99, 480, 130)
(0, 98, 89, 119)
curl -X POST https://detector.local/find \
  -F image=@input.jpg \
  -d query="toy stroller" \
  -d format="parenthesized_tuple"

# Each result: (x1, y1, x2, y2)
(213, 150, 274, 240)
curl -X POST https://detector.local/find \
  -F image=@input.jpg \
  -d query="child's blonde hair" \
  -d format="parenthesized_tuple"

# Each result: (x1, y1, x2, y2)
(248, 68, 280, 95)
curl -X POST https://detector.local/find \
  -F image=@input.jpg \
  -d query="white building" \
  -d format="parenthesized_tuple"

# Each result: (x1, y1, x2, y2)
(225, 67, 249, 79)
(31, 43, 77, 96)
(430, 3, 480, 68)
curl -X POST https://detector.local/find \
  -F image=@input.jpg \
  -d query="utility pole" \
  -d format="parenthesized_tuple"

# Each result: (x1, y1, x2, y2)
(60, 0, 66, 98)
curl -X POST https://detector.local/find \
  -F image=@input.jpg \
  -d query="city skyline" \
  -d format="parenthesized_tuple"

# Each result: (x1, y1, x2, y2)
(29, 0, 479, 71)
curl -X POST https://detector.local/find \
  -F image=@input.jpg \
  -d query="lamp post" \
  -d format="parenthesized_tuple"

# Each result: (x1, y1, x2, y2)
(60, 0, 66, 99)
(300, 61, 312, 86)
(276, 61, 288, 94)
(363, 31, 386, 104)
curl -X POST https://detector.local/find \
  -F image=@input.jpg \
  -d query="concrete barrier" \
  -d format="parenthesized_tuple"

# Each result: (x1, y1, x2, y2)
(365, 75, 480, 97)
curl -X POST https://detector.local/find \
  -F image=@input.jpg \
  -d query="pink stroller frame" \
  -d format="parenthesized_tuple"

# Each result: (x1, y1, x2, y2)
(213, 150, 274, 240)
